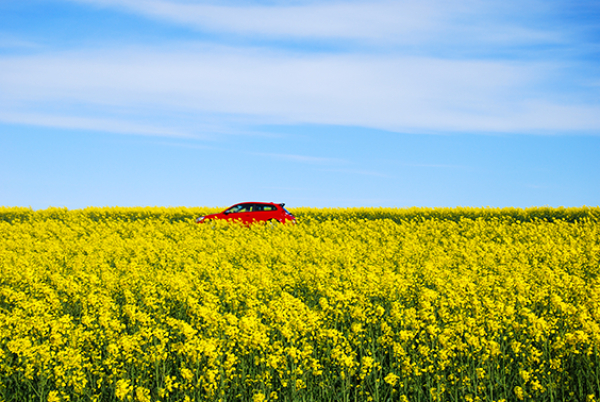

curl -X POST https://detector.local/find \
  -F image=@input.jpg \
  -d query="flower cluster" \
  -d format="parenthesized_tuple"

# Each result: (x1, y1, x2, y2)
(0, 207, 599, 402)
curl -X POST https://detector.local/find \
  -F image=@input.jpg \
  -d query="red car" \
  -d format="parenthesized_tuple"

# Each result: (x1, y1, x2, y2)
(195, 202, 296, 225)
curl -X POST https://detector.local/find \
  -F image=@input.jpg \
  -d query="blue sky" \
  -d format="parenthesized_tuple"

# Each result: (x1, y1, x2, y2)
(1, 0, 599, 209)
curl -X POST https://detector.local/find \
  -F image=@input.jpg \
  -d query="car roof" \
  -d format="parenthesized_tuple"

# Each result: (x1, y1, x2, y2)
(235, 201, 278, 205)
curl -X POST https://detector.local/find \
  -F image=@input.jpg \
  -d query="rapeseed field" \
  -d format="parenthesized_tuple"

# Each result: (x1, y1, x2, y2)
(0, 206, 599, 402)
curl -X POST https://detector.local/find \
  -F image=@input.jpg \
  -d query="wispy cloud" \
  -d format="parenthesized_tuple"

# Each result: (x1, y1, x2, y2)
(321, 168, 392, 178)
(0, 110, 195, 138)
(69, 0, 449, 42)
(1, 44, 599, 135)
(68, 0, 567, 50)
(402, 163, 468, 169)
(0, 35, 41, 50)
(1, 0, 598, 138)
(256, 152, 346, 165)
(524, 183, 552, 190)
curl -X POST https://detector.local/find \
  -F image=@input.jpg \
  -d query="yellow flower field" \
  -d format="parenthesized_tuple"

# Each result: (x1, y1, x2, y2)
(0, 206, 599, 402)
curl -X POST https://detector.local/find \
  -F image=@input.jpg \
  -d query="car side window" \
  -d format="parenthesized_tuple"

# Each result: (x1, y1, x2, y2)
(226, 204, 276, 213)
(226, 205, 249, 213)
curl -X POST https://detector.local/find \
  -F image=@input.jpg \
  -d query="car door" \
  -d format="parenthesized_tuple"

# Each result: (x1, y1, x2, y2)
(252, 204, 280, 223)
(247, 204, 266, 223)
(224, 203, 252, 223)
(237, 204, 254, 224)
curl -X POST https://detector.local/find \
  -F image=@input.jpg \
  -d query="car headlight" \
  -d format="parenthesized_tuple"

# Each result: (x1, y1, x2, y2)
(195, 216, 205, 223)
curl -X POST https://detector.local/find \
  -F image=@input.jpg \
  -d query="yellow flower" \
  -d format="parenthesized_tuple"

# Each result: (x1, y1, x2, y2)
(115, 379, 133, 401)
(135, 387, 151, 402)
(47, 391, 61, 402)
(514, 386, 524, 401)
(2, 205, 599, 402)
(253, 392, 266, 402)
(181, 367, 194, 383)
(384, 373, 399, 387)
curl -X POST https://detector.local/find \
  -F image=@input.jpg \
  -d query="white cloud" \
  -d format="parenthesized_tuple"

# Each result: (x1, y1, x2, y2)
(403, 163, 467, 169)
(257, 152, 346, 165)
(70, 0, 444, 42)
(321, 168, 392, 177)
(1, 45, 599, 135)
(1, 1, 598, 136)
(68, 0, 563, 48)
(0, 35, 40, 50)
(0, 110, 195, 138)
